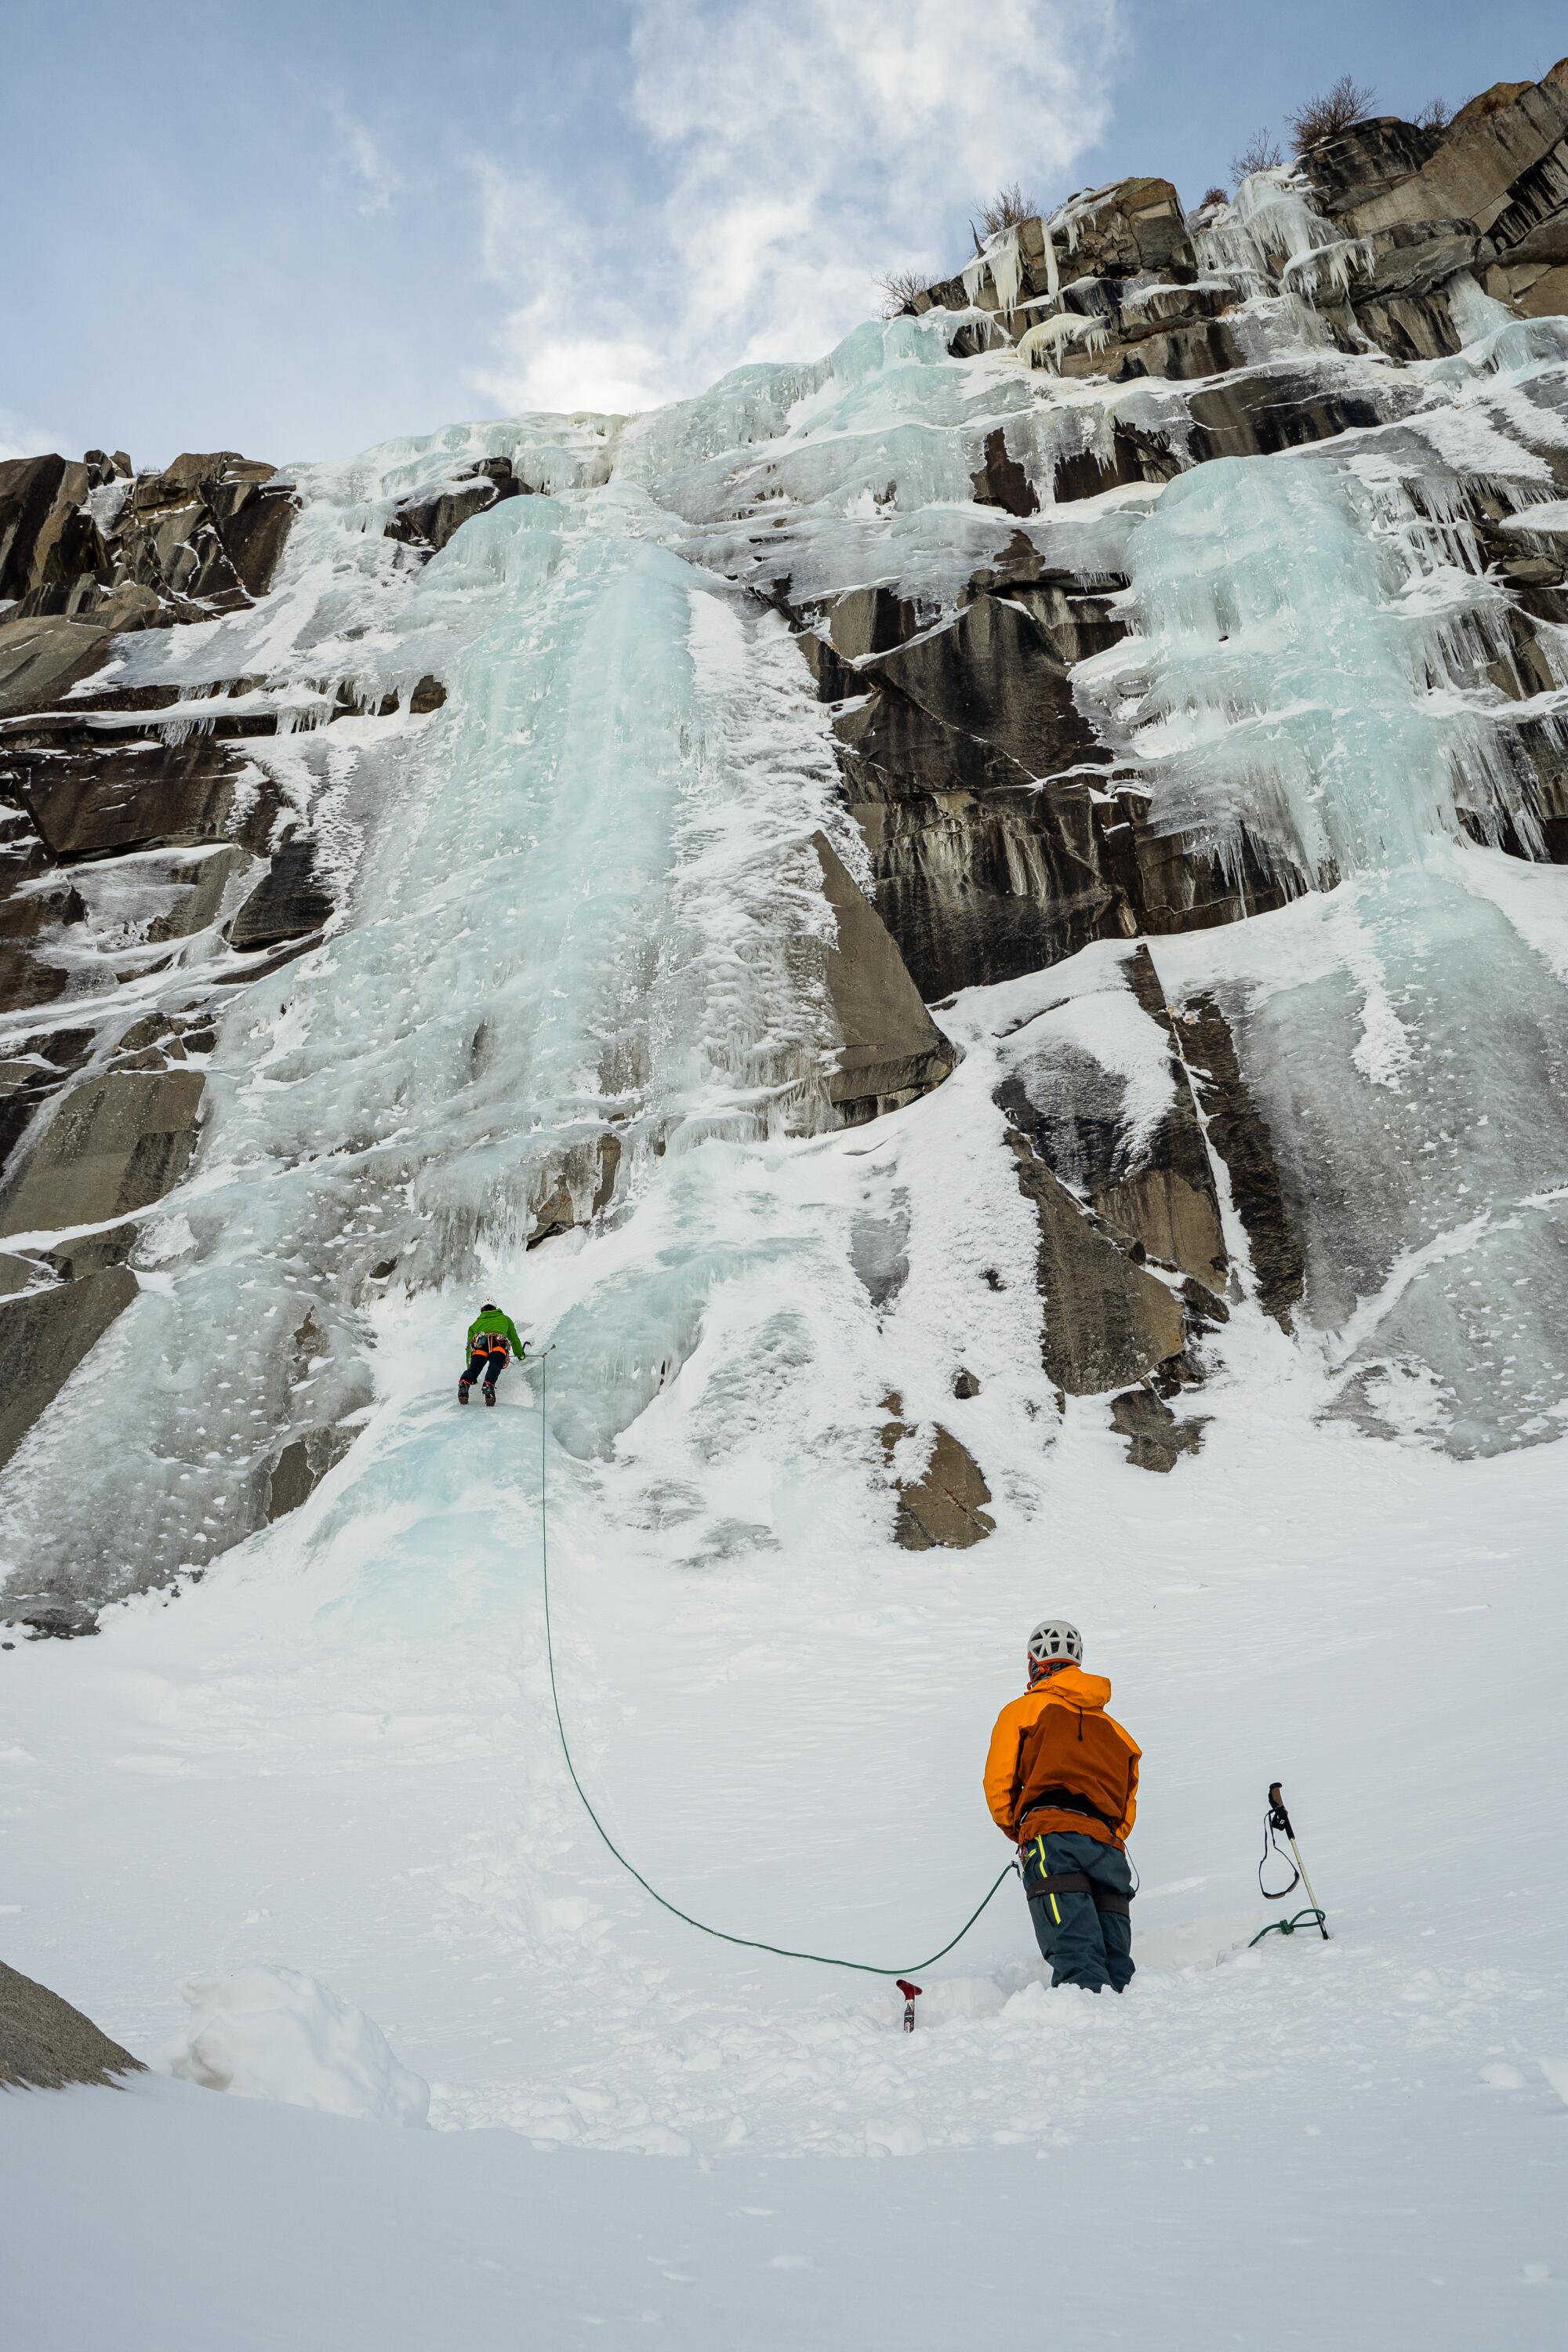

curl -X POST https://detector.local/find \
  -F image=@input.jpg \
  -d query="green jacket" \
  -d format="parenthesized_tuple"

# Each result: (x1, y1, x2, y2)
(466, 1308, 526, 1357)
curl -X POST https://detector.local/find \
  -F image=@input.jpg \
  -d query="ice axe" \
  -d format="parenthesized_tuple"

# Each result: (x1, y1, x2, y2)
(1252, 1781, 1330, 1945)
(896, 1978, 922, 2031)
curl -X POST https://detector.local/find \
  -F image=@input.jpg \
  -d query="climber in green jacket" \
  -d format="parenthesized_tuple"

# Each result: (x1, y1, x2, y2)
(459, 1302, 528, 1407)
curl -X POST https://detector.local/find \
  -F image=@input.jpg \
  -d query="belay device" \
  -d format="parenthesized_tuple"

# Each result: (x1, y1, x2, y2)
(1249, 1780, 1330, 1946)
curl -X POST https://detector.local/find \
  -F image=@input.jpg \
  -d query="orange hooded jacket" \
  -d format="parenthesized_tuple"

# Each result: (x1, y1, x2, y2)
(983, 1664, 1140, 1849)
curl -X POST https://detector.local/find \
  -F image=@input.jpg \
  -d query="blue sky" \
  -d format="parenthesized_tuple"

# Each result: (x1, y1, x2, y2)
(5, 0, 1564, 468)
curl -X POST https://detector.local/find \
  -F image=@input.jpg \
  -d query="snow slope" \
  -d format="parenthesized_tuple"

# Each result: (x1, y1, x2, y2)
(5, 206, 1568, 2348)
(4, 1045, 1568, 2340)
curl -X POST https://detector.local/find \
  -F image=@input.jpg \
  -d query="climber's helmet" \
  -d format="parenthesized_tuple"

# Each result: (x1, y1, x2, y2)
(1026, 1619, 1082, 1669)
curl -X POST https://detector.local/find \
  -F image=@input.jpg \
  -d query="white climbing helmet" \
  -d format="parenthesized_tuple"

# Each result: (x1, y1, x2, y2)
(1027, 1618, 1082, 1666)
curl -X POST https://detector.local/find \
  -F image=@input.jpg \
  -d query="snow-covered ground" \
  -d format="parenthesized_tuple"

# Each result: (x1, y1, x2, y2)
(4, 1098, 1567, 2341)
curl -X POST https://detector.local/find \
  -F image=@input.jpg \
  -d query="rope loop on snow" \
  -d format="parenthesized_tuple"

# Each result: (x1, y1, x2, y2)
(1248, 1908, 1328, 1947)
(534, 1355, 1016, 1978)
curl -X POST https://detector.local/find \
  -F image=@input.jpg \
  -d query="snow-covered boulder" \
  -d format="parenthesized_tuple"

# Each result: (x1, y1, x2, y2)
(165, 1967, 430, 2128)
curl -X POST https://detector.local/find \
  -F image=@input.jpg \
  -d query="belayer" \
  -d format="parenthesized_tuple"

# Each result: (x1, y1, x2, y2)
(983, 1620, 1141, 1994)
(459, 1301, 528, 1406)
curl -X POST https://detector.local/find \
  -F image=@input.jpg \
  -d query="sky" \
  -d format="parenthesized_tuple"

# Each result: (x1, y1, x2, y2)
(3, 0, 1565, 469)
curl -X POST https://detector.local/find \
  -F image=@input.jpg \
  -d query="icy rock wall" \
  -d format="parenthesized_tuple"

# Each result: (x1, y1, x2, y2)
(0, 446, 867, 1605)
(2, 307, 1144, 1621)
(10, 62, 1568, 1612)
(1078, 397, 1568, 1451)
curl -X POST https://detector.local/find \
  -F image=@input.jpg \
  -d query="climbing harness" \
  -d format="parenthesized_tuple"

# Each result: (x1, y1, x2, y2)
(534, 1356, 1016, 1995)
(1021, 1835, 1135, 1922)
(1249, 1780, 1330, 1947)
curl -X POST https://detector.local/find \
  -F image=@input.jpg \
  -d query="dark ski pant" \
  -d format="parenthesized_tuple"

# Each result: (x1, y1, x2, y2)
(462, 1347, 508, 1392)
(1021, 1829, 1134, 1994)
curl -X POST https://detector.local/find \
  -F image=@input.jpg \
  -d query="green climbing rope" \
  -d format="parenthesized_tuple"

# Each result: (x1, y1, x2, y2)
(535, 1355, 1017, 1978)
(1248, 1907, 1328, 1948)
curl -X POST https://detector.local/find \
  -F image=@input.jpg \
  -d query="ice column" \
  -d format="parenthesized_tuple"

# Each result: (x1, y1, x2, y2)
(1079, 450, 1568, 1452)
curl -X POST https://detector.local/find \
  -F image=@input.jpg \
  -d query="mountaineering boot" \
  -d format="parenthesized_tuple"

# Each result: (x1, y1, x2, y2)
(458, 1379, 471, 1405)
(483, 1385, 497, 1407)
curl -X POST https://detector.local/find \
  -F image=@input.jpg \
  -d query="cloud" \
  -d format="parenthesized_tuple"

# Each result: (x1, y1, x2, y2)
(470, 0, 1122, 417)
(467, 159, 672, 416)
(0, 405, 71, 463)
(326, 97, 402, 219)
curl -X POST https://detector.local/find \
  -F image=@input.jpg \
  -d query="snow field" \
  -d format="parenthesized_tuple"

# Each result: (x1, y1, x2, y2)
(4, 1271, 1567, 2343)
(4, 191, 1568, 2350)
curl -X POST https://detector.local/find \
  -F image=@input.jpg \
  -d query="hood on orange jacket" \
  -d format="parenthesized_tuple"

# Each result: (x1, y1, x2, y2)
(983, 1664, 1140, 1849)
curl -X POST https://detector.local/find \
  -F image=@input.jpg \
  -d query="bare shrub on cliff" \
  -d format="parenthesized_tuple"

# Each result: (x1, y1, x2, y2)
(974, 182, 1040, 240)
(1230, 128, 1283, 180)
(877, 267, 933, 318)
(1413, 96, 1452, 134)
(1200, 185, 1229, 210)
(1287, 74, 1377, 154)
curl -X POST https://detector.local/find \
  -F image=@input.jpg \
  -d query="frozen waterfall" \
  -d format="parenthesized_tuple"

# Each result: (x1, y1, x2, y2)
(1078, 426, 1568, 1452)
(6, 262, 1568, 1620)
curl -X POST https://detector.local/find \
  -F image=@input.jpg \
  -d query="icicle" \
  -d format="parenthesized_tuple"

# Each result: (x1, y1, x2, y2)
(1040, 220, 1059, 302)
(961, 224, 1025, 321)
(1016, 313, 1110, 372)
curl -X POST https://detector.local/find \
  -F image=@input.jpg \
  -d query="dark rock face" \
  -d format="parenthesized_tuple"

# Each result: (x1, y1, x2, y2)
(5, 728, 261, 862)
(384, 456, 529, 552)
(0, 447, 296, 637)
(1326, 63, 1568, 244)
(913, 176, 1196, 327)
(980, 948, 1224, 1447)
(1291, 64, 1568, 337)
(996, 944, 1230, 1293)
(1008, 1131, 1187, 1397)
(854, 586, 1110, 777)
(798, 564, 1291, 1002)
(813, 572, 1138, 1000)
(0, 1258, 139, 1472)
(1047, 178, 1196, 281)
(1045, 281, 1244, 387)
(0, 1063, 204, 1240)
(812, 832, 954, 1120)
(1173, 995, 1304, 1329)
(1300, 118, 1445, 218)
(0, 1959, 144, 2089)
(0, 615, 118, 723)
(1180, 372, 1391, 466)
(971, 426, 1039, 516)
(228, 833, 334, 951)
(266, 1425, 355, 1522)
(1109, 1383, 1207, 1472)
(880, 1393, 994, 1548)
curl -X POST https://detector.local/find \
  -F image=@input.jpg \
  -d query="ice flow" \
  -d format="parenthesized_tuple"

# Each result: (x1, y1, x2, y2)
(1078, 447, 1568, 1451)
(7, 274, 1568, 1616)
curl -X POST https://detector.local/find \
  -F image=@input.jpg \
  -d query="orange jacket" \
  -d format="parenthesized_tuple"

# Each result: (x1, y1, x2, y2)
(983, 1664, 1140, 1849)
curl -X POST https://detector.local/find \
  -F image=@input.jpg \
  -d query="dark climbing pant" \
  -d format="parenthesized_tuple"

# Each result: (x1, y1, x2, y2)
(1021, 1828, 1134, 1994)
(463, 1347, 507, 1392)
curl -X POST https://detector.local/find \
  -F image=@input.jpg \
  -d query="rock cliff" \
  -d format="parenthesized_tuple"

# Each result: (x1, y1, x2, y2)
(5, 59, 1568, 1627)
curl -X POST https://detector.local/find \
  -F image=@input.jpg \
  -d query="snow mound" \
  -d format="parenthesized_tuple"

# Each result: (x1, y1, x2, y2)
(165, 1967, 430, 2129)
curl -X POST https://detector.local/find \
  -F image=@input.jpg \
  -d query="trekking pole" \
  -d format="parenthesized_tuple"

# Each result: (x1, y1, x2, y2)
(1250, 1782, 1330, 1947)
(1268, 1784, 1327, 1939)
(896, 1978, 922, 2031)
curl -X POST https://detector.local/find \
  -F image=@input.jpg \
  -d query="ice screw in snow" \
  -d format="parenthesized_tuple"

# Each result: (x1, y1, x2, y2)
(897, 1980, 922, 2031)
